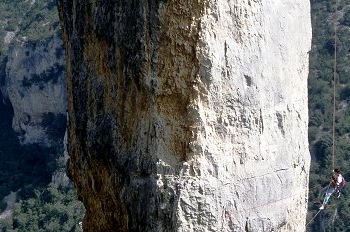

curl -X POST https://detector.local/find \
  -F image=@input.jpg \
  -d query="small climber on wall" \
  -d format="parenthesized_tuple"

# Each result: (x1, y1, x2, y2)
(319, 168, 346, 210)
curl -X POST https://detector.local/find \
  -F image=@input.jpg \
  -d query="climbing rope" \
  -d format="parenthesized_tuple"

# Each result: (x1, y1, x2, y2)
(332, 0, 338, 171)
(307, 0, 339, 227)
(308, 0, 340, 226)
(306, 182, 332, 226)
(306, 209, 323, 227)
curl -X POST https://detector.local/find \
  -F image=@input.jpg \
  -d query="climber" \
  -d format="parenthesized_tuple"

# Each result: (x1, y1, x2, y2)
(318, 173, 337, 210)
(318, 169, 346, 210)
(333, 168, 346, 198)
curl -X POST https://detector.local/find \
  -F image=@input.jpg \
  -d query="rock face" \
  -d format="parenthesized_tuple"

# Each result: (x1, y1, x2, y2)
(1, 35, 67, 146)
(58, 0, 311, 231)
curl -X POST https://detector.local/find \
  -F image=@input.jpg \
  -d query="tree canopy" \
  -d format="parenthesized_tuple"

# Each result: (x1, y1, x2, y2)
(307, 0, 350, 231)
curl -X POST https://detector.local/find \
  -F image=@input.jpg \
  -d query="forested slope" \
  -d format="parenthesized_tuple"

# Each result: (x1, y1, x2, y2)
(308, 0, 350, 231)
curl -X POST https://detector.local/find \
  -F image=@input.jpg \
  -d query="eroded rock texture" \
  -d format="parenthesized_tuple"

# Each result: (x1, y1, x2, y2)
(58, 0, 311, 231)
(2, 35, 67, 146)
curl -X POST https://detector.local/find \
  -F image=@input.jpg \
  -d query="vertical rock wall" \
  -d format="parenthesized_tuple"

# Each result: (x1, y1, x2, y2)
(58, 0, 311, 231)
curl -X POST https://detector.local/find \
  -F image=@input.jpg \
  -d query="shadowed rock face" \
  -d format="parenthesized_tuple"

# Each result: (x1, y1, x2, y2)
(58, 0, 311, 231)
(2, 35, 67, 146)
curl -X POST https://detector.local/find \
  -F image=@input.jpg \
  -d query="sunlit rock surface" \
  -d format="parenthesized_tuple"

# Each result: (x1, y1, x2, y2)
(58, 0, 311, 231)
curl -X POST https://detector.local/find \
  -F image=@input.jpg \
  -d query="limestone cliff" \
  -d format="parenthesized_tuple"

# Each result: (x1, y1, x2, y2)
(1, 35, 67, 146)
(0, 0, 67, 146)
(58, 0, 311, 231)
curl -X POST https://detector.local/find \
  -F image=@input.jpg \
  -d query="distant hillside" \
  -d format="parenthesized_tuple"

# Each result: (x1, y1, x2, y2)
(0, 0, 60, 84)
(0, 1, 84, 231)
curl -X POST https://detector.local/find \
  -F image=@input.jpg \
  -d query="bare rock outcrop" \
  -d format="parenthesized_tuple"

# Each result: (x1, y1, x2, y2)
(58, 0, 311, 231)
(2, 35, 67, 146)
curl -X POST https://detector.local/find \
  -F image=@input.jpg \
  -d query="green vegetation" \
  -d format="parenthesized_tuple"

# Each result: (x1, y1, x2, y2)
(0, 0, 61, 91)
(0, 0, 60, 41)
(17, 1, 61, 41)
(0, 183, 85, 232)
(0, 94, 84, 231)
(307, 0, 350, 231)
(0, 1, 84, 231)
